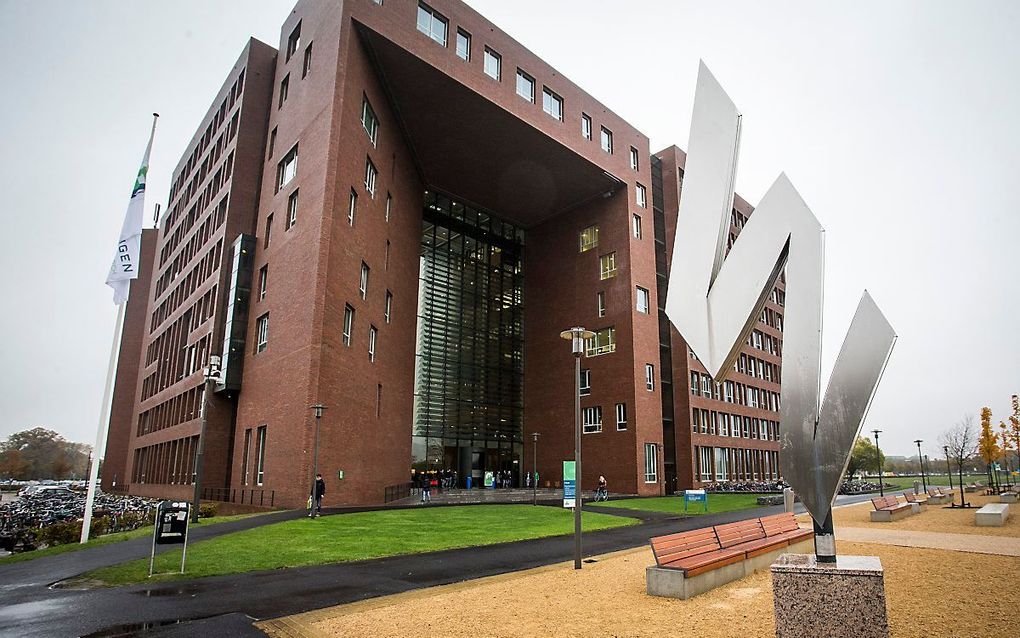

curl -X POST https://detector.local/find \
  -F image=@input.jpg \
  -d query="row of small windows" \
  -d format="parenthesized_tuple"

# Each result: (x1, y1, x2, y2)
(697, 446, 779, 482)
(691, 374, 782, 412)
(580, 403, 628, 434)
(748, 329, 781, 356)
(692, 409, 781, 441)
(279, 21, 313, 111)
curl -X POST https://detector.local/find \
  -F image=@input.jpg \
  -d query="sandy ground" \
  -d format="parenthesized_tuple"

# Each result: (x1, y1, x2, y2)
(803, 493, 1020, 538)
(259, 539, 1020, 638)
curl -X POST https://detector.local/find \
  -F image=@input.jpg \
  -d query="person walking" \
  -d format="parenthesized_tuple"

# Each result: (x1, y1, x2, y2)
(310, 473, 326, 517)
(597, 474, 608, 502)
(422, 472, 432, 504)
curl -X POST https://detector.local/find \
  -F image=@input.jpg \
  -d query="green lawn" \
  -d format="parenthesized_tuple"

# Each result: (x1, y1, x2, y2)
(878, 475, 964, 491)
(597, 493, 763, 516)
(85, 504, 636, 585)
(0, 513, 267, 565)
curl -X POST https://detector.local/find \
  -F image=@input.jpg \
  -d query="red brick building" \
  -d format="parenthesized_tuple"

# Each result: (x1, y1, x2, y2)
(106, 0, 784, 509)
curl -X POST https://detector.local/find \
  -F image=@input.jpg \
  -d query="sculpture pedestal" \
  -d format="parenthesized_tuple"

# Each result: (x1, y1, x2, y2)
(771, 554, 888, 638)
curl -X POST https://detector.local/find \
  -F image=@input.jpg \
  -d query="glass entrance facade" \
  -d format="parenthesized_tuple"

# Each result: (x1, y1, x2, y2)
(412, 191, 525, 486)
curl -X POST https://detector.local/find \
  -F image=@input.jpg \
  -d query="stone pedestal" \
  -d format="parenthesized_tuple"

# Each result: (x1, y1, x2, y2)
(772, 554, 888, 638)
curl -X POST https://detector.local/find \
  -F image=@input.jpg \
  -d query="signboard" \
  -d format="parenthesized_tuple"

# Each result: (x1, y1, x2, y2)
(154, 501, 190, 545)
(563, 461, 576, 508)
(484, 471, 494, 488)
(683, 489, 708, 513)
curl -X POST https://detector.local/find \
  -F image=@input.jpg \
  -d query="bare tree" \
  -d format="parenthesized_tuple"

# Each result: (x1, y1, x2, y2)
(940, 414, 977, 507)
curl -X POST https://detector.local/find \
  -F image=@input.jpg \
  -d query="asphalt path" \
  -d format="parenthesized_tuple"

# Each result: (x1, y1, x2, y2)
(0, 489, 935, 637)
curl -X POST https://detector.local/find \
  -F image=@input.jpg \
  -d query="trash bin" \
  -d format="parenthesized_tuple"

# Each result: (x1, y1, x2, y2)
(466, 476, 472, 490)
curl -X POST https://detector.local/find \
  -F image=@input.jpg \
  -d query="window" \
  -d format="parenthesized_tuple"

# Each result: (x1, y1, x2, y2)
(636, 183, 647, 208)
(599, 252, 617, 279)
(268, 127, 277, 159)
(636, 286, 650, 314)
(644, 443, 658, 483)
(516, 69, 535, 102)
(360, 262, 369, 299)
(241, 429, 252, 485)
(258, 265, 268, 300)
(376, 384, 382, 417)
(368, 325, 377, 362)
(616, 403, 627, 430)
(385, 192, 392, 222)
(286, 22, 301, 61)
(302, 43, 313, 78)
(645, 363, 655, 391)
(276, 144, 298, 192)
(255, 313, 269, 353)
(542, 87, 563, 120)
(361, 96, 378, 145)
(286, 189, 299, 228)
(600, 126, 613, 153)
(632, 214, 642, 239)
(691, 372, 700, 395)
(586, 327, 616, 357)
(581, 113, 592, 140)
(597, 291, 606, 317)
(456, 29, 471, 61)
(699, 447, 712, 481)
(579, 224, 599, 252)
(582, 406, 603, 434)
(278, 74, 289, 108)
(715, 448, 728, 481)
(579, 369, 591, 396)
(385, 291, 392, 323)
(255, 425, 267, 485)
(483, 47, 501, 80)
(365, 157, 377, 196)
(416, 2, 448, 46)
(343, 305, 354, 346)
(630, 147, 639, 170)
(264, 213, 273, 249)
(348, 189, 357, 226)
(385, 240, 391, 269)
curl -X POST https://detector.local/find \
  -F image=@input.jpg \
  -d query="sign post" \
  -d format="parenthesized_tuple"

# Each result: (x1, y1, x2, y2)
(149, 500, 191, 578)
(683, 489, 708, 513)
(563, 461, 576, 508)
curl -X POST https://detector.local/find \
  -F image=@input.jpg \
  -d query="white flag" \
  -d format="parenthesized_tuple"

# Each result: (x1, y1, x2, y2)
(105, 117, 157, 305)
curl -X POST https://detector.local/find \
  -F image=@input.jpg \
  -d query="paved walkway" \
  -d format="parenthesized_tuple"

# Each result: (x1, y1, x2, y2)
(837, 526, 1020, 556)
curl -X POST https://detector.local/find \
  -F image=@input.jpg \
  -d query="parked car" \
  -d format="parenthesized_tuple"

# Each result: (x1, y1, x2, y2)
(18, 485, 73, 498)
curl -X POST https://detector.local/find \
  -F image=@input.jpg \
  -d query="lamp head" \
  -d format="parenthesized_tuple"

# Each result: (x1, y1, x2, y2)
(559, 326, 595, 356)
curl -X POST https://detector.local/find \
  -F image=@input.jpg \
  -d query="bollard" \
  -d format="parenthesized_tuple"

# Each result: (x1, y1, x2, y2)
(913, 480, 921, 495)
(783, 487, 795, 513)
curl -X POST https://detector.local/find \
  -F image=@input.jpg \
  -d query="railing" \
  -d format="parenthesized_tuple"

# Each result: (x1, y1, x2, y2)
(201, 487, 275, 507)
(384, 482, 414, 503)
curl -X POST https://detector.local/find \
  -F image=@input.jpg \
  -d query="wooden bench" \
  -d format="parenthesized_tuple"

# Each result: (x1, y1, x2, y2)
(976, 503, 1011, 526)
(925, 489, 951, 505)
(647, 513, 814, 599)
(870, 495, 912, 522)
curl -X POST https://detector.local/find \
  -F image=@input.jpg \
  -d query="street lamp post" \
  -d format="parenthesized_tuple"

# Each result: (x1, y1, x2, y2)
(309, 404, 327, 518)
(531, 432, 540, 506)
(192, 355, 221, 523)
(560, 326, 593, 571)
(914, 439, 926, 493)
(943, 445, 956, 507)
(872, 429, 884, 497)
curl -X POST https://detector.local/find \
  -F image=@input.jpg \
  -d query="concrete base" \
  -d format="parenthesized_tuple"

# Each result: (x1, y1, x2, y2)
(976, 503, 1010, 526)
(772, 554, 888, 638)
(925, 495, 950, 505)
(999, 492, 1018, 504)
(647, 537, 813, 600)
(869, 507, 911, 522)
(964, 485, 978, 493)
(908, 502, 921, 514)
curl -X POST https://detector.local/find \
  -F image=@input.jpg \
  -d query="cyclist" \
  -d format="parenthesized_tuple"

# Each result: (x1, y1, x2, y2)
(596, 475, 608, 502)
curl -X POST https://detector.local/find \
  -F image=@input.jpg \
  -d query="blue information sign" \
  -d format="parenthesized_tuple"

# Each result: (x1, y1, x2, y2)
(563, 461, 576, 508)
(683, 489, 708, 513)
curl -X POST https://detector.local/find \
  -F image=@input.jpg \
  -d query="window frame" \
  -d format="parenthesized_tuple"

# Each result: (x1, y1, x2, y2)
(483, 47, 501, 80)
(582, 406, 603, 434)
(343, 304, 355, 346)
(255, 313, 269, 353)
(361, 96, 379, 146)
(636, 286, 650, 314)
(542, 87, 563, 120)
(455, 28, 471, 61)
(645, 363, 655, 391)
(616, 403, 627, 430)
(600, 126, 613, 154)
(516, 69, 535, 102)
(416, 2, 448, 46)
(365, 157, 378, 197)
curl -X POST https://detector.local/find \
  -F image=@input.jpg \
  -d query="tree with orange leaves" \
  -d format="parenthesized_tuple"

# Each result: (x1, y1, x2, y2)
(978, 407, 1000, 489)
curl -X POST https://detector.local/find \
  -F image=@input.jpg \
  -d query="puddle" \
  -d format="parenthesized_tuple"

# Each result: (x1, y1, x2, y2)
(582, 558, 598, 564)
(134, 585, 202, 598)
(80, 619, 183, 637)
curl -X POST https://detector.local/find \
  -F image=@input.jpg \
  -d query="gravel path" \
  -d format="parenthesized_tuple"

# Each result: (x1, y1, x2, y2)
(837, 526, 1020, 556)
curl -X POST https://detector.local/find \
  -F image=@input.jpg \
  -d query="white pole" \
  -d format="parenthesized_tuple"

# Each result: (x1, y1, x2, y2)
(80, 301, 127, 544)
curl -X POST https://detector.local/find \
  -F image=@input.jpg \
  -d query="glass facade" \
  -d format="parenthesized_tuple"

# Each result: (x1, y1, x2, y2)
(412, 190, 525, 486)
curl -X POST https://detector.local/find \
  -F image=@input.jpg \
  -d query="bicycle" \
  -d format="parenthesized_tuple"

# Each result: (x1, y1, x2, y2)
(593, 486, 609, 502)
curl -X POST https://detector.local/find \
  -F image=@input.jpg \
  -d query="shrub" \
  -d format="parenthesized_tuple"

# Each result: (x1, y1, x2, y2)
(199, 503, 217, 518)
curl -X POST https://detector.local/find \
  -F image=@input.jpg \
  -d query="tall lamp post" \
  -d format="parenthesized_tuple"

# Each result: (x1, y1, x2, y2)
(872, 429, 884, 497)
(943, 444, 955, 507)
(531, 432, 540, 506)
(309, 404, 327, 518)
(914, 439, 926, 493)
(192, 355, 221, 523)
(560, 326, 593, 571)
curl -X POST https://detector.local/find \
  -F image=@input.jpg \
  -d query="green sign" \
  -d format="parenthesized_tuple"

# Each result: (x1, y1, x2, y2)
(563, 461, 576, 481)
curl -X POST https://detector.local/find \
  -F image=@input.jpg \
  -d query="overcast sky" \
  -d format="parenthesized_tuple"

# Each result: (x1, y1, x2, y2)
(1, 1, 1017, 459)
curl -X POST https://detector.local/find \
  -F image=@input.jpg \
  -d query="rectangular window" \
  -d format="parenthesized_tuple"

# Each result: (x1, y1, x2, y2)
(302, 43, 313, 78)
(579, 369, 591, 396)
(483, 47, 501, 80)
(286, 22, 301, 61)
(644, 443, 658, 483)
(456, 29, 471, 61)
(343, 304, 354, 346)
(636, 286, 650, 314)
(691, 372, 700, 395)
(616, 403, 627, 430)
(645, 363, 655, 391)
(376, 384, 382, 417)
(241, 428, 252, 485)
(600, 126, 613, 153)
(699, 447, 712, 481)
(630, 146, 639, 170)
(278, 74, 289, 108)
(360, 262, 370, 299)
(579, 224, 599, 252)
(286, 189, 299, 228)
(264, 213, 273, 249)
(255, 313, 269, 353)
(416, 2, 448, 46)
(255, 425, 267, 485)
(368, 325, 377, 362)
(385, 290, 392, 323)
(516, 69, 535, 102)
(361, 96, 379, 145)
(581, 113, 592, 140)
(585, 327, 616, 357)
(597, 291, 606, 318)
(385, 192, 392, 222)
(636, 183, 647, 208)
(348, 189, 357, 226)
(258, 265, 268, 301)
(715, 448, 727, 481)
(268, 127, 277, 159)
(632, 214, 642, 239)
(365, 157, 377, 196)
(276, 144, 298, 192)
(599, 252, 617, 280)
(582, 406, 603, 434)
(542, 87, 563, 120)
(385, 240, 391, 269)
